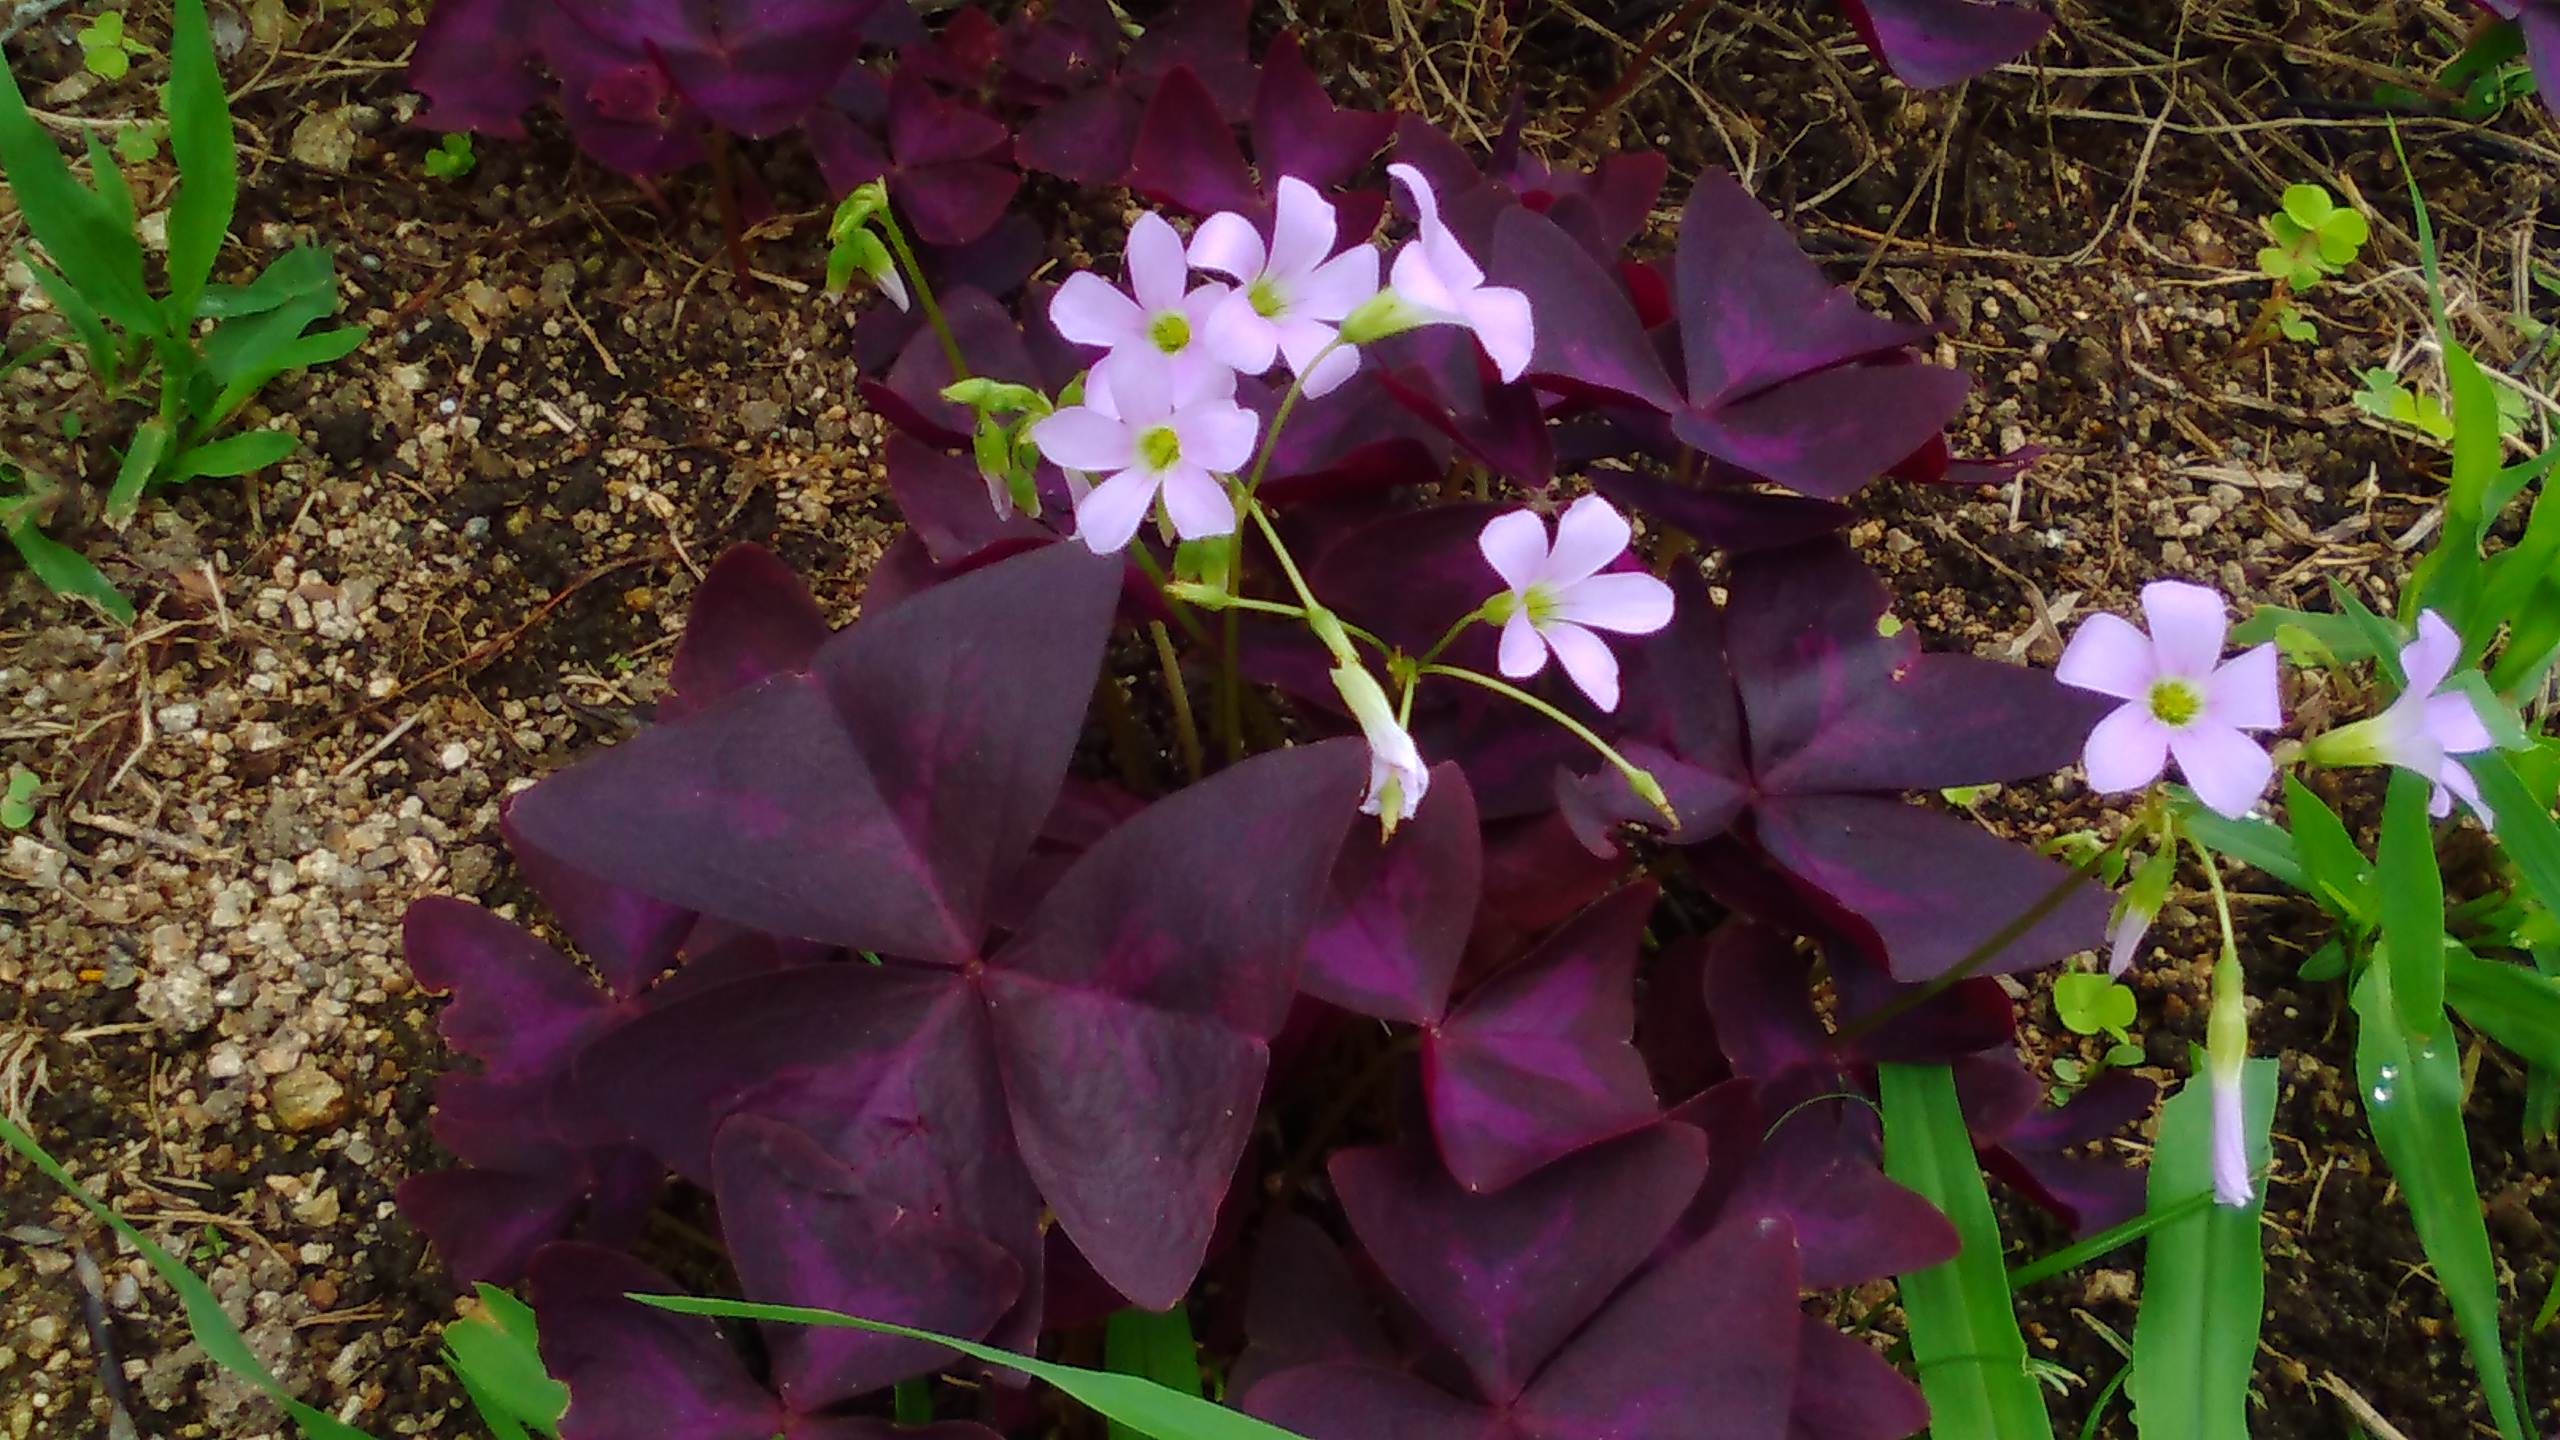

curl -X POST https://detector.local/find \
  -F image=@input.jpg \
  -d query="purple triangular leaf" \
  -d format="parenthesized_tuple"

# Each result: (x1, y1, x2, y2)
(1697, 921, 1833, 1083)
(888, 67, 1009, 167)
(396, 1167, 588, 1288)
(1231, 1215, 1398, 1397)
(1517, 1210, 1802, 1440)
(500, 809, 697, 999)
(1248, 1363, 1512, 1440)
(1837, 0, 2054, 89)
(1377, 365, 1557, 490)
(1674, 362, 1970, 499)
(1302, 762, 1479, 1024)
(1250, 33, 1394, 192)
(404, 898, 615, 1083)
(661, 543, 833, 724)
(1015, 86, 1145, 185)
(1331, 1122, 1708, 1404)
(1587, 470, 1851, 554)
(1126, 67, 1259, 218)
(508, 543, 1117, 958)
(1789, 1316, 1929, 1440)
(712, 1116, 1023, 1409)
(1753, 794, 2108, 980)
(1486, 206, 1679, 412)
(529, 1243, 783, 1440)
(408, 0, 547, 135)
(546, 0, 880, 138)
(885, 432, 1053, 566)
(1426, 884, 1664, 1192)
(1121, 0, 1257, 119)
(1744, 1102, 1957, 1287)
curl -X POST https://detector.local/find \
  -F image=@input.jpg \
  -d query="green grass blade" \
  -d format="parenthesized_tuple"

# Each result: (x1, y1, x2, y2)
(2174, 798, 2309, 891)
(2352, 964, 2528, 1440)
(1877, 1062, 2055, 1440)
(2470, 752, 2560, 921)
(2379, 768, 2448, 1037)
(2281, 774, 2376, 925)
(2008, 1189, 2216, 1292)
(1108, 1303, 1205, 1439)
(5, 513, 133, 623)
(0, 53, 158, 332)
(2447, 950, 2560, 1068)
(631, 1296, 1317, 1440)
(162, 0, 238, 322)
(26, 255, 119, 388)
(106, 416, 175, 525)
(205, 325, 367, 428)
(443, 1284, 567, 1436)
(169, 428, 297, 483)
(2123, 1060, 2276, 1440)
(0, 1111, 377, 1440)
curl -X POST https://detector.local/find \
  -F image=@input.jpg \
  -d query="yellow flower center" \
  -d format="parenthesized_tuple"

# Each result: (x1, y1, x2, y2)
(1149, 313, 1190, 352)
(2147, 677, 2203, 728)
(1138, 425, 1182, 470)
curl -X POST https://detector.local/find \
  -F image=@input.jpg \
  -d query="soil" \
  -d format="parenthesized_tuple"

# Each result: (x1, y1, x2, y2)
(1, 0, 2556, 1437)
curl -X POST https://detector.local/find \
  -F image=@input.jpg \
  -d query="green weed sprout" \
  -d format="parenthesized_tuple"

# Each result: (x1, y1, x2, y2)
(1, 766, 37, 828)
(424, 132, 476, 180)
(77, 12, 152, 80)
(2255, 183, 2368, 343)
(2354, 367, 2456, 441)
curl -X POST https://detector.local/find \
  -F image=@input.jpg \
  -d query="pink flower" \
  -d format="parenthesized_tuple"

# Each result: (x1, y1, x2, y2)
(1332, 662, 1427, 827)
(1476, 497, 1675, 712)
(1189, 177, 1380, 399)
(2055, 581, 2281, 820)
(1380, 163, 1534, 383)
(2104, 904, 2152, 978)
(1049, 211, 1233, 385)
(1028, 352, 1258, 554)
(2306, 610, 2497, 824)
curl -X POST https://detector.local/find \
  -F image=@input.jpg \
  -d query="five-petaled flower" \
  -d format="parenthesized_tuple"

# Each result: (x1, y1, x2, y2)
(1029, 352, 1258, 554)
(1190, 177, 1380, 400)
(1332, 661, 1427, 828)
(2304, 610, 2498, 825)
(2056, 581, 2282, 820)
(1339, 163, 1535, 384)
(1051, 211, 1234, 385)
(1476, 496, 1675, 713)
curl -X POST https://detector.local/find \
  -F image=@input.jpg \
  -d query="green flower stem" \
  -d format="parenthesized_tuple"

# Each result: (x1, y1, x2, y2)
(2193, 834, 2251, 1099)
(1126, 543, 1215, 651)
(1242, 494, 1358, 666)
(1417, 662, 1676, 826)
(1238, 336, 1344, 498)
(1418, 603, 1498, 670)
(874, 204, 965, 381)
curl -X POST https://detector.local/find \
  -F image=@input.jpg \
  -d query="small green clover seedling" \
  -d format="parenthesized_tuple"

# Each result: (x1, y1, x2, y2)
(111, 120, 160, 164)
(77, 12, 153, 79)
(2353, 367, 2456, 441)
(1, 767, 37, 829)
(2054, 972, 2137, 1045)
(2257, 184, 2369, 292)
(424, 132, 476, 180)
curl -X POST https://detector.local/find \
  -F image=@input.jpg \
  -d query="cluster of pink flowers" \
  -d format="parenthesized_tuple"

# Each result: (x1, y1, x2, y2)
(1029, 169, 1536, 556)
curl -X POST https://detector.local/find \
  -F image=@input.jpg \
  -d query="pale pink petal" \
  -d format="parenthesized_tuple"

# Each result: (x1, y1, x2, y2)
(1178, 279, 1235, 333)
(2421, 691, 2495, 756)
(1296, 340, 1361, 398)
(1203, 291, 1280, 373)
(1175, 398, 1260, 475)
(1080, 362, 1121, 420)
(2168, 723, 2276, 820)
(2401, 611, 2463, 698)
(2082, 703, 2172, 794)
(1126, 212, 1192, 313)
(1166, 350, 1241, 406)
(2437, 760, 2494, 826)
(1266, 175, 1337, 280)
(1388, 162, 1483, 292)
(2139, 580, 2231, 680)
(2106, 910, 2151, 976)
(2055, 613, 2159, 701)
(1497, 609, 1549, 680)
(2210, 1072, 2252, 1207)
(1187, 210, 1267, 282)
(1545, 495, 1633, 585)
(1296, 245, 1381, 322)
(1389, 241, 1463, 318)
(1458, 284, 1536, 384)
(1051, 271, 1146, 349)
(1553, 571, 1674, 636)
(1100, 347, 1176, 423)
(1073, 468, 1161, 554)
(1158, 464, 1237, 539)
(1543, 621, 1624, 712)
(1030, 406, 1136, 473)
(1477, 509, 1552, 594)
(2201, 643, 2282, 731)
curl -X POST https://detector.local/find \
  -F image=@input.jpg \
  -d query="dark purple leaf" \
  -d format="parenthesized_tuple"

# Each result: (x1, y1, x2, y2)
(867, 287, 1045, 446)
(496, 812, 695, 1000)
(1302, 762, 1479, 1024)
(1249, 1364, 1512, 1440)
(1250, 33, 1394, 192)
(1961, 1055, 2155, 1234)
(409, 0, 547, 135)
(1739, 1101, 1958, 1287)
(812, 73, 1019, 245)
(1836, 0, 2054, 90)
(712, 1116, 1023, 1409)
(1232, 1215, 1398, 1397)
(1121, 0, 1257, 119)
(1486, 206, 1679, 412)
(530, 1244, 784, 1440)
(1588, 471, 1850, 555)
(1426, 884, 1663, 1192)
(990, 739, 1367, 1304)
(404, 898, 615, 1083)
(885, 432, 1053, 566)
(1126, 67, 1259, 218)
(1015, 86, 1144, 184)
(1329, 1123, 1709, 1403)
(1002, 0, 1121, 88)
(1672, 363, 1970, 500)
(546, 0, 881, 137)
(544, 35, 710, 176)
(397, 1168, 587, 1288)
(1478, 811, 1627, 936)
(1632, 935, 1725, 1106)
(661, 543, 832, 724)
(1790, 1317, 1929, 1440)
(508, 542, 1118, 958)
(1378, 363, 1557, 490)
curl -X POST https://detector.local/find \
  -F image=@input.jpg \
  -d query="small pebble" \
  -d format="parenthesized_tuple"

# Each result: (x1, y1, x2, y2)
(271, 1063, 348, 1133)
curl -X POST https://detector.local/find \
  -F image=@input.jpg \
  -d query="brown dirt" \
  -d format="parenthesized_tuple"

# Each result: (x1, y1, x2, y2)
(3, 0, 2557, 1437)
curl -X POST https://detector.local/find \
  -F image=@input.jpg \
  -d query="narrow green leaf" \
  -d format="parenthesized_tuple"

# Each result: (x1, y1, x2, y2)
(1877, 1062, 2055, 1440)
(204, 325, 366, 428)
(0, 1112, 379, 1440)
(630, 1297, 1317, 1440)
(199, 248, 340, 385)
(2173, 797, 2309, 891)
(2353, 963, 2527, 1440)
(2488, 592, 2560, 698)
(162, 0, 238, 322)
(82, 132, 136, 243)
(1107, 1304, 1204, 1439)
(2445, 341, 2500, 545)
(23, 258, 115, 386)
(444, 1284, 568, 1436)
(106, 417, 175, 523)
(2123, 1060, 2277, 1440)
(0, 51, 159, 331)
(2325, 578, 2410, 687)
(198, 244, 338, 320)
(2448, 951, 2560, 1069)
(2472, 753, 2560, 924)
(5, 515, 133, 623)
(2281, 775, 2376, 925)
(2231, 604, 2378, 662)
(2379, 769, 2448, 1038)
(170, 428, 297, 482)
(2008, 1189, 2216, 1292)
